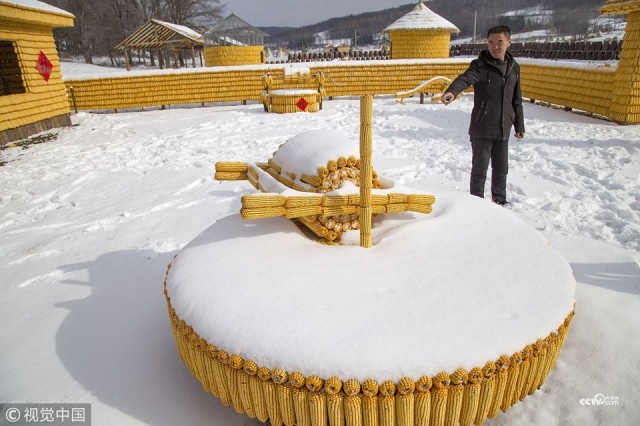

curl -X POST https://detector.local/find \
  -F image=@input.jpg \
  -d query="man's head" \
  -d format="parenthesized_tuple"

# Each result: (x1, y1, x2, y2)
(486, 25, 512, 61)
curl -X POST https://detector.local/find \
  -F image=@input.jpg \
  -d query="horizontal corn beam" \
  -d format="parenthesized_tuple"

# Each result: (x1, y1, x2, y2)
(214, 162, 248, 180)
(240, 193, 435, 220)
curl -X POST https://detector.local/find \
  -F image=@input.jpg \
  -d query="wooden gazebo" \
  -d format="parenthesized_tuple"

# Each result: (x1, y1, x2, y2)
(203, 13, 267, 47)
(116, 19, 204, 71)
(203, 13, 268, 66)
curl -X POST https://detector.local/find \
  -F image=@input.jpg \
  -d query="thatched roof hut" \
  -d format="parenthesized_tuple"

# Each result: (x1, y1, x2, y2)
(383, 0, 459, 59)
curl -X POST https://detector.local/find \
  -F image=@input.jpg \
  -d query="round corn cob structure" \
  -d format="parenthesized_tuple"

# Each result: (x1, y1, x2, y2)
(164, 190, 576, 426)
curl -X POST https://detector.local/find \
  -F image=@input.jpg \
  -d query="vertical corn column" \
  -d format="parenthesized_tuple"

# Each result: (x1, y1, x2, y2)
(361, 379, 379, 426)
(389, 30, 452, 59)
(414, 376, 432, 426)
(608, 10, 640, 124)
(359, 95, 374, 248)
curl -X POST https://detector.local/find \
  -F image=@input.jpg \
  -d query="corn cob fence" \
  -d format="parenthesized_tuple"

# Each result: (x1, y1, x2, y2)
(61, 2, 640, 124)
(64, 55, 637, 124)
(268, 39, 622, 64)
(451, 40, 623, 61)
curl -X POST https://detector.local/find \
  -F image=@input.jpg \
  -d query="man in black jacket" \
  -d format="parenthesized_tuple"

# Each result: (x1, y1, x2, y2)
(441, 25, 525, 205)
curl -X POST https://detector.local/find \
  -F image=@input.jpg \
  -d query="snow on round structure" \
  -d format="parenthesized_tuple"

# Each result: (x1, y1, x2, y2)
(383, 0, 460, 59)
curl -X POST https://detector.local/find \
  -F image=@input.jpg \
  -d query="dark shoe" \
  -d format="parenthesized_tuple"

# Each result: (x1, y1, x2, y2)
(492, 198, 508, 205)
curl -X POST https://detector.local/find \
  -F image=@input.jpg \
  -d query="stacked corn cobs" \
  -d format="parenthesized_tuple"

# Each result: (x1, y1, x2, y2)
(268, 154, 382, 243)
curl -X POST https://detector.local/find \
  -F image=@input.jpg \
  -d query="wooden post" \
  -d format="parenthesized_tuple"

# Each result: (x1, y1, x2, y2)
(69, 86, 78, 114)
(124, 49, 131, 71)
(359, 95, 373, 248)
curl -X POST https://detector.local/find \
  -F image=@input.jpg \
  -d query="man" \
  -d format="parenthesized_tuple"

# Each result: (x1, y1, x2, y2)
(441, 25, 525, 205)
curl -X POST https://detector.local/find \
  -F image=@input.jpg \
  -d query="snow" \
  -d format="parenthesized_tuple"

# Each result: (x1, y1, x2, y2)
(270, 89, 318, 97)
(166, 191, 576, 382)
(383, 1, 459, 32)
(1, 63, 639, 425)
(502, 6, 553, 27)
(152, 19, 202, 41)
(59, 56, 620, 85)
(283, 66, 311, 75)
(2, 0, 74, 17)
(269, 129, 357, 188)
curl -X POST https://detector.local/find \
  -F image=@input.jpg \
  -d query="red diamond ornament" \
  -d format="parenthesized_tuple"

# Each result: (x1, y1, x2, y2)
(36, 51, 53, 82)
(296, 97, 309, 111)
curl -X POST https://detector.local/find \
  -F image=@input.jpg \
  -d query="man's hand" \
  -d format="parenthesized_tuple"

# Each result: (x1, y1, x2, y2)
(441, 92, 455, 105)
(514, 132, 525, 139)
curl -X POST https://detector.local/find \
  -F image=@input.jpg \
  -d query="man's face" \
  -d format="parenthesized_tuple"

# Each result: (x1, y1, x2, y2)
(487, 32, 511, 61)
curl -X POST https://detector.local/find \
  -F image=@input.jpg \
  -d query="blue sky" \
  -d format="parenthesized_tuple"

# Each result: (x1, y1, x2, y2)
(222, 0, 418, 27)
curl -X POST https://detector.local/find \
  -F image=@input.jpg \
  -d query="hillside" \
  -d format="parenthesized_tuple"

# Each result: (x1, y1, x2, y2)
(261, 0, 611, 49)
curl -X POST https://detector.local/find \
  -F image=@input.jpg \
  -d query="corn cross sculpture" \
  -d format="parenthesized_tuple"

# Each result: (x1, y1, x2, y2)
(215, 96, 436, 246)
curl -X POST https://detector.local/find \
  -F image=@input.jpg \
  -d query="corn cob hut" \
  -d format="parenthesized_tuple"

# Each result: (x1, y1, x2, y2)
(383, 0, 459, 59)
(203, 13, 268, 66)
(115, 19, 204, 71)
(600, 0, 640, 124)
(0, 0, 74, 145)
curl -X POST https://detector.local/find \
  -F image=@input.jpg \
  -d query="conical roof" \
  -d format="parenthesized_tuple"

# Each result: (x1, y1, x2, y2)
(206, 13, 268, 37)
(204, 13, 268, 46)
(383, 0, 459, 32)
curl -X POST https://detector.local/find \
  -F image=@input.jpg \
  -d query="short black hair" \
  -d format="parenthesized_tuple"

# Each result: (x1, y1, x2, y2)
(487, 25, 511, 39)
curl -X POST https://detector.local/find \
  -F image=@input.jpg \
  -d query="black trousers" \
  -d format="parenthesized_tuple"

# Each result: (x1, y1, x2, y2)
(470, 137, 509, 201)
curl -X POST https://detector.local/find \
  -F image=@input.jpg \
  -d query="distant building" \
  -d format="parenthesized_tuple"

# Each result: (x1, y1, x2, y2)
(383, 0, 459, 59)
(0, 0, 74, 144)
(336, 43, 351, 54)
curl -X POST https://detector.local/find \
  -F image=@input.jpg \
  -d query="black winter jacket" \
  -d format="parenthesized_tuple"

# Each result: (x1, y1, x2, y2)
(446, 50, 525, 140)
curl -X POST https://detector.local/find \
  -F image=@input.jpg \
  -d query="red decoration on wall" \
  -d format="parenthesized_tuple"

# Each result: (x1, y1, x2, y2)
(296, 97, 309, 111)
(36, 51, 53, 81)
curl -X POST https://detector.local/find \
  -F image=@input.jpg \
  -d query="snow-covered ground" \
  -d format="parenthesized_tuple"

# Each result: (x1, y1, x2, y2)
(1, 62, 639, 425)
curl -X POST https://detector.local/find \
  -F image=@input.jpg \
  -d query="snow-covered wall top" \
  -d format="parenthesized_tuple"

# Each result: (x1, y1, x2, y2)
(1, 0, 73, 17)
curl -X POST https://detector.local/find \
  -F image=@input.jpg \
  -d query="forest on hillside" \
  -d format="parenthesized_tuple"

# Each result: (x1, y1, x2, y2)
(266, 0, 612, 48)
(47, 0, 615, 63)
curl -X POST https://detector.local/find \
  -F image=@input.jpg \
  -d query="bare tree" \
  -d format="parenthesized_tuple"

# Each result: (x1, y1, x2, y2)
(51, 0, 224, 62)
(163, 0, 223, 30)
(50, 0, 101, 63)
